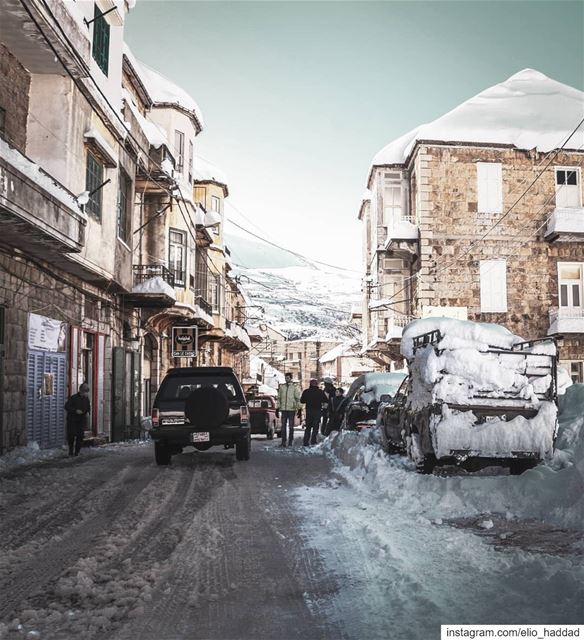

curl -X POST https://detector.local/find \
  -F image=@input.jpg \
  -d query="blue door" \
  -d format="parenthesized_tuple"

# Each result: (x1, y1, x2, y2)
(26, 350, 67, 449)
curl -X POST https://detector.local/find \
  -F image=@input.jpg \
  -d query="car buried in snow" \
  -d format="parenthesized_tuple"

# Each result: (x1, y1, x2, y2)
(150, 367, 251, 465)
(382, 319, 565, 475)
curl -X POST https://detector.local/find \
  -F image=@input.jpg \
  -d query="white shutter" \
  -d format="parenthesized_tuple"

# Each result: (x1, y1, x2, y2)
(477, 163, 503, 213)
(480, 260, 507, 312)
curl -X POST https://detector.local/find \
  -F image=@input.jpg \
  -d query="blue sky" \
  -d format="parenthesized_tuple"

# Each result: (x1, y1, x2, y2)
(125, 1, 584, 270)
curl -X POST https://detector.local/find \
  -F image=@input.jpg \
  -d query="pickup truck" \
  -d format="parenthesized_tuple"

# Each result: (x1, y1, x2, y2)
(248, 395, 278, 439)
(382, 319, 561, 475)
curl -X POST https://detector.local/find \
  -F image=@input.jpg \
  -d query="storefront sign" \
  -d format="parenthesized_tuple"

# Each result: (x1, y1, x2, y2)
(172, 326, 198, 358)
(28, 313, 67, 352)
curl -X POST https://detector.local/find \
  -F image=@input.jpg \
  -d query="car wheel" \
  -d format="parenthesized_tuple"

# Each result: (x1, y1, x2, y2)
(236, 434, 251, 461)
(416, 454, 436, 475)
(154, 442, 172, 466)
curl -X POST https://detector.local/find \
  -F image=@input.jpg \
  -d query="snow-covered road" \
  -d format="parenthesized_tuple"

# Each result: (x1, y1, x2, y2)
(0, 430, 582, 640)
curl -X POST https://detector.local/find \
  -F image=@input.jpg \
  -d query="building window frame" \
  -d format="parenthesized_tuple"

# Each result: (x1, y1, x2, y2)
(479, 259, 507, 313)
(558, 262, 583, 308)
(117, 169, 132, 244)
(85, 151, 104, 221)
(567, 361, 584, 384)
(168, 228, 187, 287)
(555, 166, 581, 209)
(174, 130, 185, 175)
(476, 162, 503, 214)
(91, 2, 110, 76)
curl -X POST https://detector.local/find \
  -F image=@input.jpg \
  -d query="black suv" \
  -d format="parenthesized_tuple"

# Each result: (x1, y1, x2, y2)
(150, 367, 251, 465)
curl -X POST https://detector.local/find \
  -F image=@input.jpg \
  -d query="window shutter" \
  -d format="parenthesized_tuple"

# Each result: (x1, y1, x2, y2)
(477, 163, 502, 213)
(480, 260, 507, 312)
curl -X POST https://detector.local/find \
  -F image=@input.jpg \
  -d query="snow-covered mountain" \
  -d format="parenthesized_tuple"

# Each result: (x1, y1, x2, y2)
(224, 231, 362, 340)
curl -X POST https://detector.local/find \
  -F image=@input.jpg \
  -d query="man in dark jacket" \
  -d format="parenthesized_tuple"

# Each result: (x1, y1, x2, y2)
(321, 378, 336, 434)
(300, 379, 328, 446)
(65, 383, 90, 456)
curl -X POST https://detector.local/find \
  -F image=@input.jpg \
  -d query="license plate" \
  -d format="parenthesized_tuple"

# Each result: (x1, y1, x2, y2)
(191, 432, 210, 443)
(161, 417, 185, 425)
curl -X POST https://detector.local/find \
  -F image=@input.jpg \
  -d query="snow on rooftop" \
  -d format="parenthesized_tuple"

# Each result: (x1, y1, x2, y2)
(370, 69, 584, 172)
(319, 341, 357, 363)
(137, 60, 204, 131)
(122, 88, 167, 149)
(193, 155, 228, 187)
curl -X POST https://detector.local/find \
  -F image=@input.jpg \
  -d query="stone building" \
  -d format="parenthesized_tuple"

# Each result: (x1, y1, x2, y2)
(0, 0, 142, 452)
(283, 338, 341, 388)
(360, 69, 584, 380)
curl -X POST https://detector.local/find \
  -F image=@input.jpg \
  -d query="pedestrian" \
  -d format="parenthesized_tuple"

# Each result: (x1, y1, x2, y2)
(327, 387, 346, 434)
(65, 383, 90, 456)
(321, 377, 336, 434)
(276, 372, 301, 447)
(300, 379, 328, 446)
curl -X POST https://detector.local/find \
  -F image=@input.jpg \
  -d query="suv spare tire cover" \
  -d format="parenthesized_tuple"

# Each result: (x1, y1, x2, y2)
(185, 385, 230, 429)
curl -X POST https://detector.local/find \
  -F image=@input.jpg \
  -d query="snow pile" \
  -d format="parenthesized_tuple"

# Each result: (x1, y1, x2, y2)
(132, 276, 176, 300)
(0, 137, 85, 217)
(323, 383, 584, 530)
(401, 318, 566, 459)
(0, 442, 66, 472)
(370, 69, 584, 172)
(350, 372, 407, 405)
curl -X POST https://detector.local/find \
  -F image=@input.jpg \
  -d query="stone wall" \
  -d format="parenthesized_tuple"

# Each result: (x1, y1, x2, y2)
(415, 145, 584, 357)
(0, 43, 30, 152)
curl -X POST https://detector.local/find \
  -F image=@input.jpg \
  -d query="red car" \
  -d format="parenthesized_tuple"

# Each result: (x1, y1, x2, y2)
(248, 395, 278, 439)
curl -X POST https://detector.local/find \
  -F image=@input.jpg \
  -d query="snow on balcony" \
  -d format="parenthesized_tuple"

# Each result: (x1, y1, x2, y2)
(548, 307, 584, 335)
(544, 208, 584, 242)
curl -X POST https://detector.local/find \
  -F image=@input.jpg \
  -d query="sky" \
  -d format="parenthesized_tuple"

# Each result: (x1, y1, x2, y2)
(125, 1, 584, 271)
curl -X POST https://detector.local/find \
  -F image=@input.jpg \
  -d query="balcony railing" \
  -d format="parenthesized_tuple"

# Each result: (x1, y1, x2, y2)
(195, 295, 213, 317)
(133, 264, 175, 287)
(385, 314, 417, 341)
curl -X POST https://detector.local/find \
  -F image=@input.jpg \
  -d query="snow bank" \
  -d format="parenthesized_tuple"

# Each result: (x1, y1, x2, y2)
(370, 69, 584, 170)
(323, 383, 584, 530)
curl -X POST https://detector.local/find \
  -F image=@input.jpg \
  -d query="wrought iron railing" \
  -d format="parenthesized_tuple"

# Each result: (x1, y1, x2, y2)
(195, 295, 212, 316)
(133, 264, 175, 287)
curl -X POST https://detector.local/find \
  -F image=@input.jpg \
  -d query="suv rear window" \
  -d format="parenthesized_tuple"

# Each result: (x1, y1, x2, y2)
(158, 375, 245, 403)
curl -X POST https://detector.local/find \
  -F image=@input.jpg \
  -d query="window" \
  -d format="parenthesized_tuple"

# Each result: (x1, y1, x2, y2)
(174, 130, 185, 175)
(85, 151, 104, 220)
(558, 263, 582, 308)
(194, 186, 206, 206)
(195, 247, 209, 300)
(169, 229, 186, 287)
(383, 173, 402, 226)
(188, 140, 194, 183)
(117, 170, 131, 243)
(479, 259, 507, 312)
(91, 3, 110, 76)
(211, 196, 221, 235)
(568, 361, 583, 384)
(210, 274, 221, 313)
(477, 162, 503, 214)
(555, 168, 581, 208)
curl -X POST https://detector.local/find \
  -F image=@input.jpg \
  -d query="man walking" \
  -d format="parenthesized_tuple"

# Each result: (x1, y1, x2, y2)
(65, 383, 90, 456)
(276, 373, 301, 447)
(300, 379, 328, 446)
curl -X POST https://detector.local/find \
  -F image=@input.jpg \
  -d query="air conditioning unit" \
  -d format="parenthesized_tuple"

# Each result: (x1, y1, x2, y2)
(382, 258, 404, 271)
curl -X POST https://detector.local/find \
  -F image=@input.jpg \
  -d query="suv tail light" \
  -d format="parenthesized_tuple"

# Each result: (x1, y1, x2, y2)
(152, 407, 160, 427)
(240, 405, 249, 425)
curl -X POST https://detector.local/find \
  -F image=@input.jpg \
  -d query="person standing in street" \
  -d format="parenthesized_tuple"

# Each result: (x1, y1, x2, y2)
(300, 379, 329, 446)
(65, 383, 90, 456)
(276, 372, 301, 447)
(321, 377, 337, 434)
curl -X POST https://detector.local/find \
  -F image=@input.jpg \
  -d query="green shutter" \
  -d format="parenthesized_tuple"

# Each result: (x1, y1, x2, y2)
(92, 3, 110, 76)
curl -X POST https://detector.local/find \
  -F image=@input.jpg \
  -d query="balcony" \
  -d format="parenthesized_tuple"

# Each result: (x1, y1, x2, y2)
(0, 138, 86, 261)
(548, 307, 584, 335)
(222, 320, 252, 352)
(192, 295, 214, 328)
(544, 208, 584, 242)
(123, 265, 176, 308)
(384, 213, 419, 250)
(385, 314, 416, 342)
(135, 144, 176, 193)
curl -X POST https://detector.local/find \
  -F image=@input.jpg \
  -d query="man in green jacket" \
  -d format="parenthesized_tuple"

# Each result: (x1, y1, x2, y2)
(276, 372, 301, 447)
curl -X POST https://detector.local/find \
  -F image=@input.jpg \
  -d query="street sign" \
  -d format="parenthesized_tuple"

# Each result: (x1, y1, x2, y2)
(172, 326, 198, 358)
